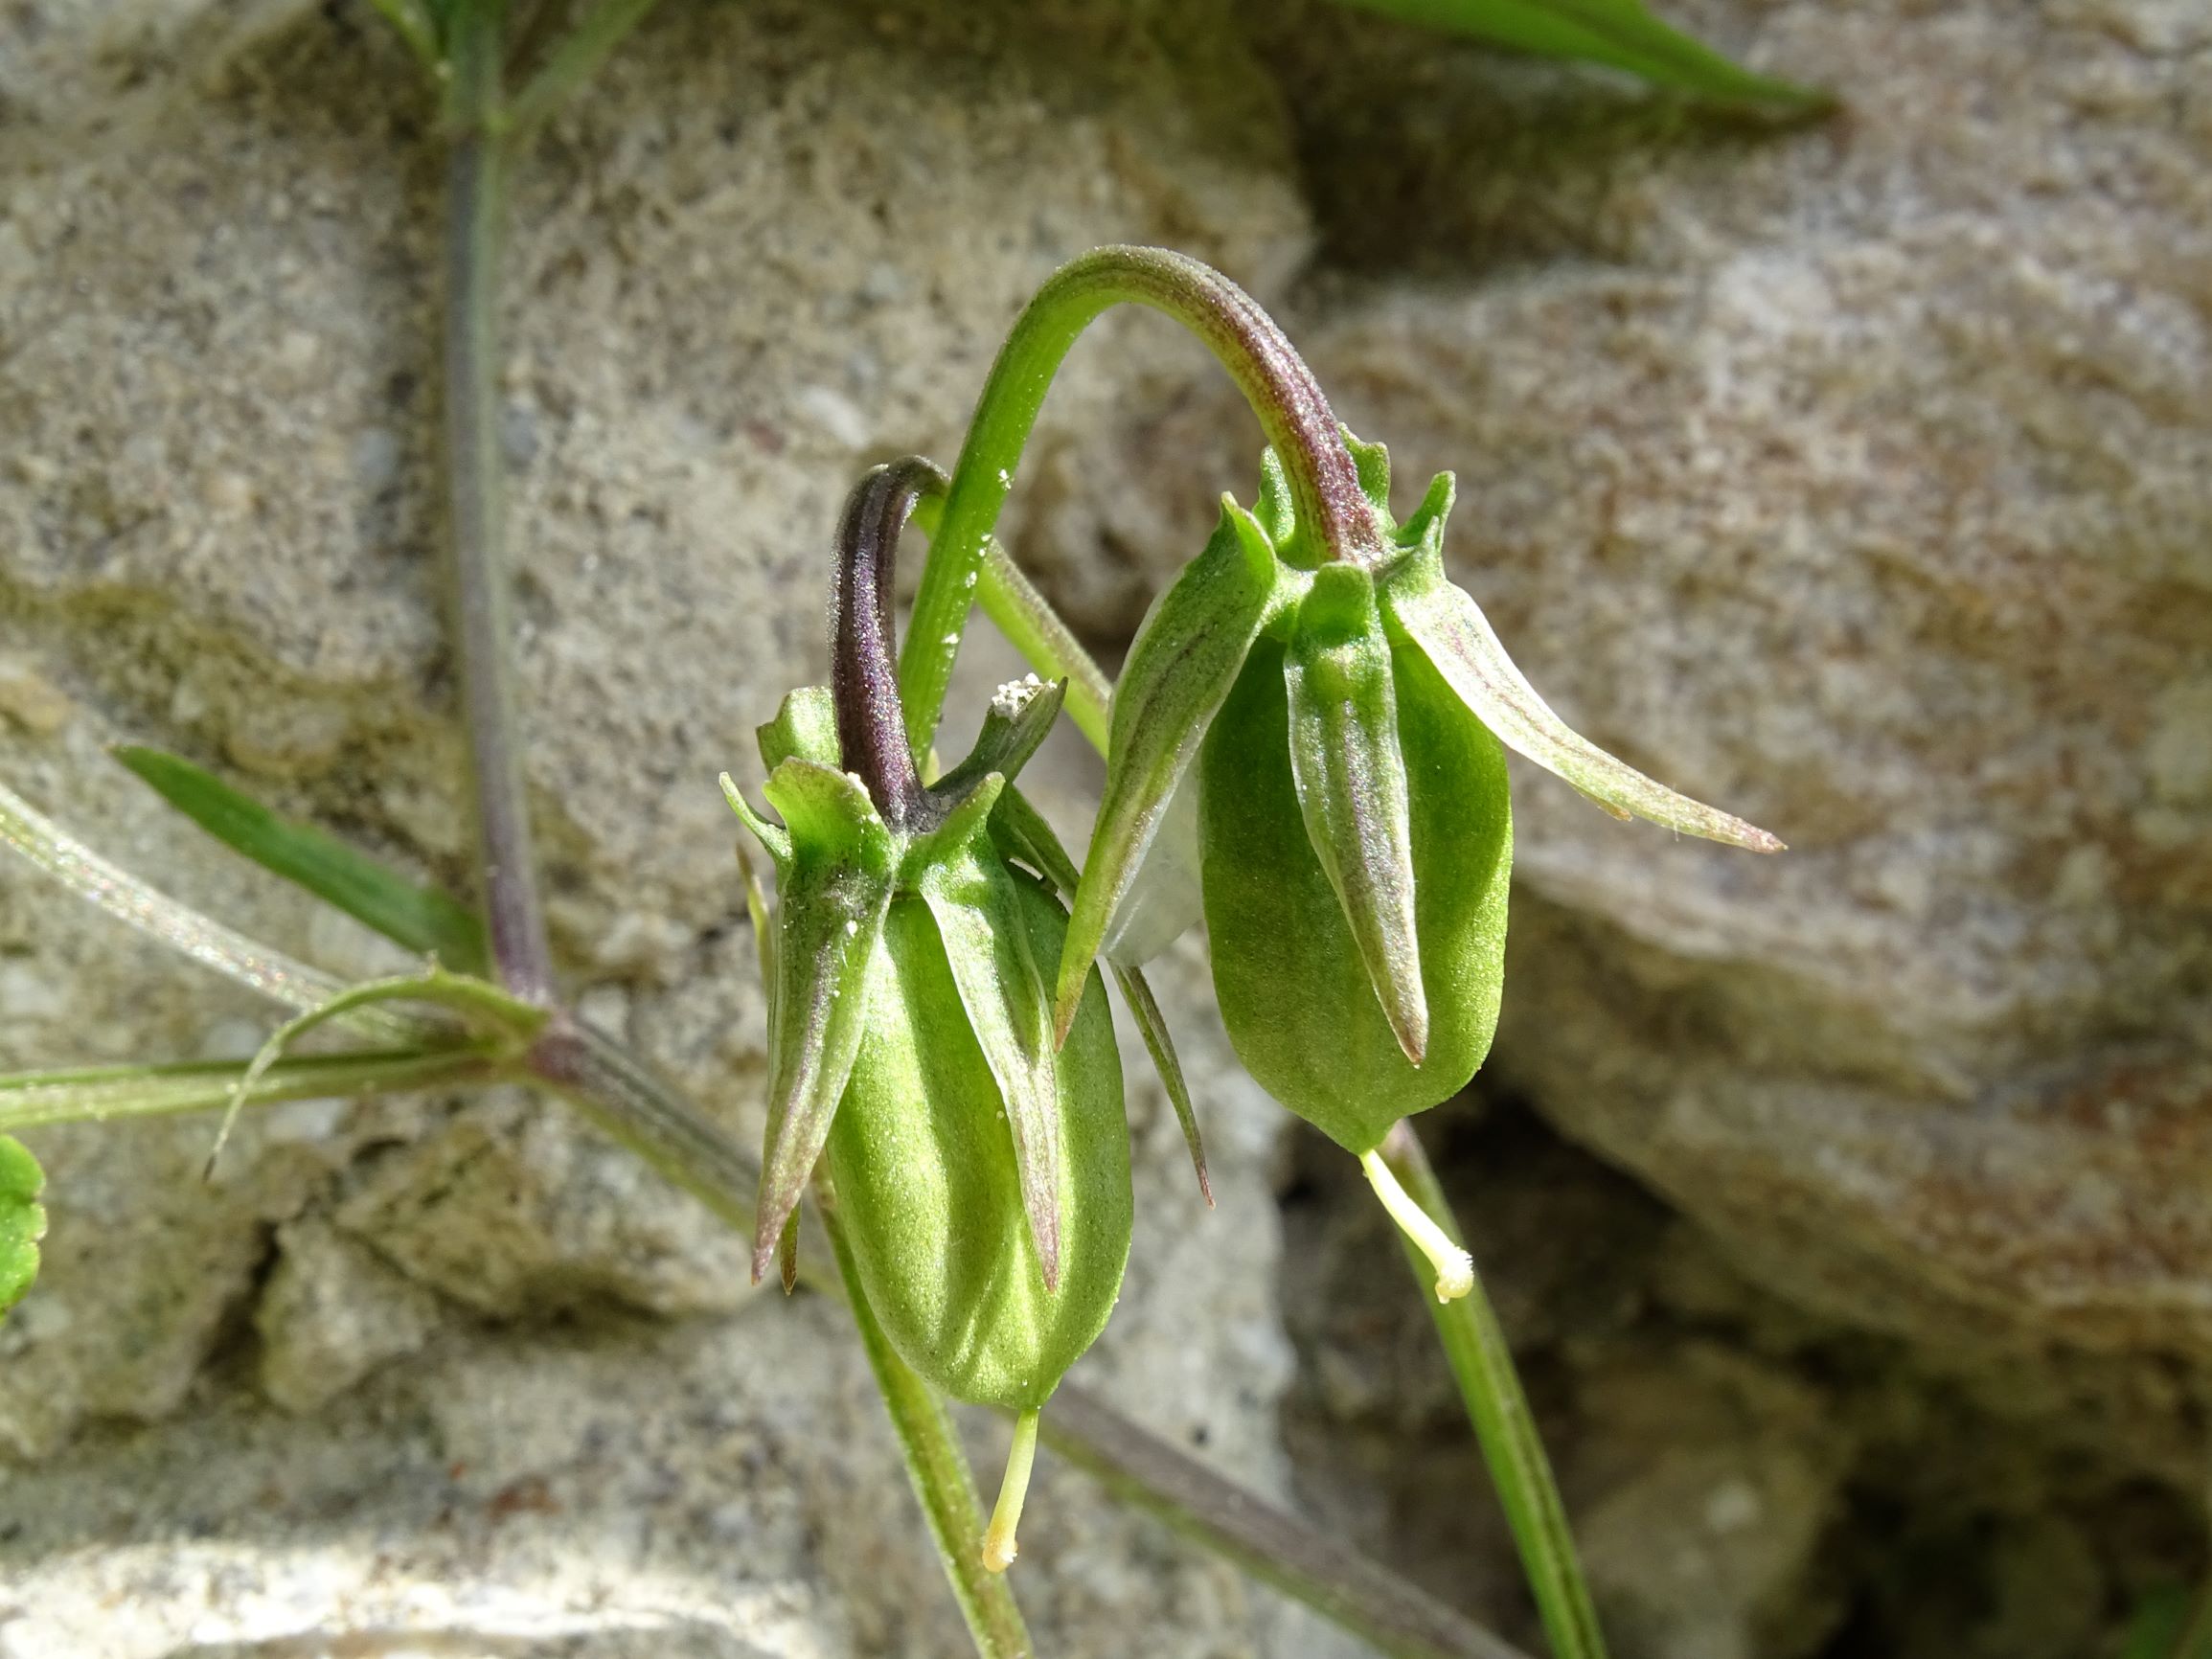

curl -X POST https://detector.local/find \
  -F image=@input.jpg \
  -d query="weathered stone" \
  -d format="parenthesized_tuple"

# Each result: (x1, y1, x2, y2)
(255, 1213, 444, 1413)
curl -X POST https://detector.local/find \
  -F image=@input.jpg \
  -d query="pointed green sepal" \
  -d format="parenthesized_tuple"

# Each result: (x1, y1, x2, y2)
(904, 769, 1007, 876)
(1285, 562, 1427, 1064)
(1109, 963, 1210, 1206)
(720, 772, 792, 867)
(757, 685, 843, 771)
(991, 786, 1210, 1206)
(929, 676, 1066, 806)
(1054, 500, 1284, 1042)
(750, 759, 900, 1281)
(918, 842, 1066, 1288)
(1345, 429, 1393, 518)
(1380, 542, 1784, 852)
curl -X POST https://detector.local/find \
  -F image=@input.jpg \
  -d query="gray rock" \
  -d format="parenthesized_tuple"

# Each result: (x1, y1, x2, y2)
(256, 1214, 445, 1413)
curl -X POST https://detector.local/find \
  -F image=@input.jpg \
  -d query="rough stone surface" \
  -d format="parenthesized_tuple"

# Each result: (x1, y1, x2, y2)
(5, 0, 2212, 1651)
(256, 1213, 444, 1414)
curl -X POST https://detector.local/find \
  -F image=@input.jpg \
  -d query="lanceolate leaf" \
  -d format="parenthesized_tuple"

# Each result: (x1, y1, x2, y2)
(920, 843, 1064, 1290)
(1382, 546, 1783, 853)
(1286, 563, 1427, 1066)
(113, 746, 490, 974)
(0, 1136, 46, 1317)
(1057, 502, 1283, 1042)
(1332, 0, 1826, 107)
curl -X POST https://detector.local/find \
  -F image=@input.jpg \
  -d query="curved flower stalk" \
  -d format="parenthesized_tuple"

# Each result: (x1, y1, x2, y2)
(722, 460, 1133, 1574)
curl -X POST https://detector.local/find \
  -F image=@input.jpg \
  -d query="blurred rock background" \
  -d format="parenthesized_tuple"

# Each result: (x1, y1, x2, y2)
(0, 0, 2206, 1653)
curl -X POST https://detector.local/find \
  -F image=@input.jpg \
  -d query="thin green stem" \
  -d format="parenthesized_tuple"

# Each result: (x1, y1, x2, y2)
(504, 0, 668, 138)
(440, 0, 559, 1007)
(815, 1172, 1035, 1658)
(905, 489, 1113, 754)
(0, 1047, 507, 1134)
(1380, 1122, 1609, 1659)
(901, 246, 1384, 753)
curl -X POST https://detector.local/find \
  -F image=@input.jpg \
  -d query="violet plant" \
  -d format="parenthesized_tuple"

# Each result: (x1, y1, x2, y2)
(0, 2, 1819, 1655)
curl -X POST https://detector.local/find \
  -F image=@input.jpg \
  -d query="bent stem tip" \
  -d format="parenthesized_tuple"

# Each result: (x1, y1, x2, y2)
(982, 1408, 1041, 1575)
(1360, 1148, 1473, 1303)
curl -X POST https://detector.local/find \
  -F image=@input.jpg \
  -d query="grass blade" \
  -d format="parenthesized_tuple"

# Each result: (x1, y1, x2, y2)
(1334, 0, 1827, 107)
(113, 746, 490, 973)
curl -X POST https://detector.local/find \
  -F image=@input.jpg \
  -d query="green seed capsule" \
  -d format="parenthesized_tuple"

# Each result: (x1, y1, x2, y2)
(1057, 430, 1779, 1299)
(828, 873, 1130, 1414)
(727, 458, 1162, 1573)
(1198, 629, 1511, 1157)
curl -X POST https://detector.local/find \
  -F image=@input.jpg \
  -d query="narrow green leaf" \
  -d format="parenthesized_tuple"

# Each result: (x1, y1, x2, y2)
(0, 778, 428, 1044)
(113, 746, 490, 974)
(1057, 502, 1282, 1042)
(0, 1136, 47, 1317)
(1333, 0, 1827, 107)
(919, 845, 1065, 1290)
(1286, 564, 1427, 1066)
(1382, 546, 1784, 852)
